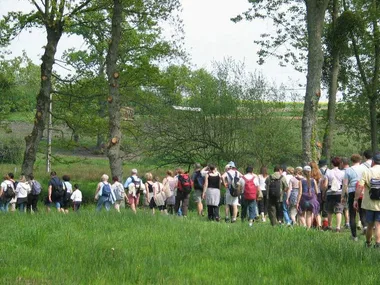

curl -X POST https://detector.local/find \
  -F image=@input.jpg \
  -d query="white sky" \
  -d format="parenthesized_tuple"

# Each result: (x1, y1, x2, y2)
(0, 0, 310, 99)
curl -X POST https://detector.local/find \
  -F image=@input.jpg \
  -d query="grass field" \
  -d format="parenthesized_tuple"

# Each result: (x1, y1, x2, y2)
(1, 207, 380, 284)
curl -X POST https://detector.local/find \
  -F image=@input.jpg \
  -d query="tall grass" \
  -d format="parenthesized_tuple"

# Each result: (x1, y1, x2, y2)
(1, 209, 379, 284)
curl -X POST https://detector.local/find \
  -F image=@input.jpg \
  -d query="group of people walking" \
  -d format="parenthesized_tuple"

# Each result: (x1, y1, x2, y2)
(2, 150, 380, 247)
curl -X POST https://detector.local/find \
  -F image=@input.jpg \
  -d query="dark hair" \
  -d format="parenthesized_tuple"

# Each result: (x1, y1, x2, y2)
(246, 166, 253, 173)
(8, 172, 14, 179)
(112, 176, 119, 182)
(50, 171, 57, 176)
(363, 150, 372, 160)
(62, 175, 70, 181)
(28, 174, 34, 180)
(274, 165, 281, 172)
(74, 184, 79, 189)
(208, 164, 216, 171)
(260, 166, 268, 176)
(331, 157, 341, 167)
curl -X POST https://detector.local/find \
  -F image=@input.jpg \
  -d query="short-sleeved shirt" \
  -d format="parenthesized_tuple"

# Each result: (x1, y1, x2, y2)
(123, 175, 140, 189)
(325, 168, 345, 195)
(240, 174, 259, 194)
(359, 165, 380, 211)
(344, 165, 364, 193)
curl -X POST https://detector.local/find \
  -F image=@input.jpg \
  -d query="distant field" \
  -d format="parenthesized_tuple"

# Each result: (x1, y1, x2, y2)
(0, 209, 379, 284)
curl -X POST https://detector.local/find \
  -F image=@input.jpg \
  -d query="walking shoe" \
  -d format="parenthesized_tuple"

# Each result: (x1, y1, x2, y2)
(231, 218, 236, 224)
(262, 217, 266, 222)
(336, 228, 341, 233)
(351, 236, 358, 242)
(357, 221, 363, 230)
(344, 223, 350, 229)
(374, 243, 380, 249)
(225, 217, 230, 223)
(362, 227, 367, 235)
(249, 222, 253, 227)
(365, 241, 372, 248)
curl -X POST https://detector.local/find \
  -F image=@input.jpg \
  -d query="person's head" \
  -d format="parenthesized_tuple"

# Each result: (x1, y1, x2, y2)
(295, 167, 303, 176)
(303, 165, 311, 177)
(286, 167, 294, 175)
(28, 174, 34, 180)
(273, 165, 282, 173)
(166, 170, 173, 177)
(153, 176, 160, 182)
(208, 164, 216, 172)
(74, 184, 79, 189)
(373, 153, 380, 165)
(62, 174, 70, 182)
(177, 168, 184, 175)
(351, 154, 362, 164)
(318, 159, 327, 168)
(228, 161, 236, 169)
(50, 171, 57, 177)
(281, 164, 287, 172)
(363, 150, 373, 160)
(131, 169, 138, 176)
(260, 166, 268, 176)
(194, 163, 202, 171)
(101, 174, 109, 181)
(246, 166, 253, 174)
(3, 173, 10, 180)
(112, 176, 119, 182)
(331, 157, 341, 168)
(341, 157, 350, 168)
(8, 172, 14, 179)
(145, 172, 153, 181)
(19, 175, 26, 183)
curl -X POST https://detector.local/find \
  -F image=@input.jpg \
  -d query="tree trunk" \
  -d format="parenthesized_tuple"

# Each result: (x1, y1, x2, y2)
(106, 0, 123, 180)
(369, 95, 378, 152)
(322, 0, 340, 161)
(302, 0, 330, 164)
(21, 27, 63, 176)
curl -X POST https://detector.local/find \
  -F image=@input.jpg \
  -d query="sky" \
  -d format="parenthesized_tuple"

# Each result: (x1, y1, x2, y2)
(0, 0, 309, 99)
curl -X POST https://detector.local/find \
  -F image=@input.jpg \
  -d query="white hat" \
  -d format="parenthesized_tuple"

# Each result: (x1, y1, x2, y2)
(228, 161, 236, 168)
(303, 165, 311, 172)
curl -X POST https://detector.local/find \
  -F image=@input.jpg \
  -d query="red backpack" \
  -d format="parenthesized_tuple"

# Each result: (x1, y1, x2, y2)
(243, 176, 257, 200)
(178, 174, 192, 194)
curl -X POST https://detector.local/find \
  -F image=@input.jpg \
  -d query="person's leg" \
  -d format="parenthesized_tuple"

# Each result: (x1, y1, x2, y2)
(248, 200, 257, 226)
(276, 201, 283, 223)
(213, 206, 220, 221)
(96, 197, 104, 212)
(282, 193, 291, 225)
(348, 192, 357, 238)
(375, 221, 380, 244)
(104, 201, 111, 211)
(241, 197, 247, 222)
(289, 206, 297, 225)
(225, 192, 230, 221)
(181, 193, 190, 217)
(305, 211, 313, 228)
(358, 199, 367, 231)
(267, 199, 277, 226)
(365, 210, 375, 246)
(174, 193, 181, 214)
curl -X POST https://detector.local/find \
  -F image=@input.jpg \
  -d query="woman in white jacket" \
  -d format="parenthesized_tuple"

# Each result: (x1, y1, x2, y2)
(15, 175, 31, 212)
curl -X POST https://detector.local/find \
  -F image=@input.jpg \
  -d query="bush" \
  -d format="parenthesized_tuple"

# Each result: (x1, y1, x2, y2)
(0, 139, 23, 164)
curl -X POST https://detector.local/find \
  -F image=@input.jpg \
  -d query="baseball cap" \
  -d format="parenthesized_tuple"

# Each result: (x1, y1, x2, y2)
(303, 165, 311, 172)
(318, 159, 327, 167)
(373, 153, 380, 164)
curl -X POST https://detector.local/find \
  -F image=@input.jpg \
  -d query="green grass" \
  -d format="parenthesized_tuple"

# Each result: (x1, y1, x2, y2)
(1, 208, 380, 284)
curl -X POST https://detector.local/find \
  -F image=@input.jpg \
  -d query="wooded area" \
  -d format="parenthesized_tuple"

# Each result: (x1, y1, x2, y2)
(0, 0, 379, 178)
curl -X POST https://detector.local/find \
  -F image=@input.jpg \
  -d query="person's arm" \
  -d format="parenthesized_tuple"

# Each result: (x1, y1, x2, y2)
(123, 177, 132, 189)
(354, 172, 367, 209)
(48, 184, 53, 203)
(313, 179, 319, 195)
(94, 182, 101, 200)
(286, 179, 293, 203)
(202, 174, 209, 200)
(296, 180, 302, 208)
(342, 172, 349, 202)
(71, 191, 75, 201)
(145, 183, 150, 201)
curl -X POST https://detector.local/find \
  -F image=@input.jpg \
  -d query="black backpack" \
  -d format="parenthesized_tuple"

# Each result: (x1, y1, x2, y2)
(52, 178, 65, 200)
(3, 183, 15, 199)
(227, 171, 241, 197)
(268, 176, 281, 200)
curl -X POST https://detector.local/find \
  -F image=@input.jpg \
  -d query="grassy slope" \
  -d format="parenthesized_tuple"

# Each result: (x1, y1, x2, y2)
(1, 209, 379, 284)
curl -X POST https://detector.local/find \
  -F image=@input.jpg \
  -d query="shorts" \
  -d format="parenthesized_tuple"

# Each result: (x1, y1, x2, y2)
(45, 200, 62, 209)
(326, 195, 344, 214)
(225, 191, 239, 206)
(127, 194, 140, 205)
(193, 190, 202, 203)
(365, 210, 380, 223)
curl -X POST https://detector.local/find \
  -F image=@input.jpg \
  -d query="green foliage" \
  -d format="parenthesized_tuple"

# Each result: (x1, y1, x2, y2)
(0, 210, 380, 284)
(0, 139, 24, 164)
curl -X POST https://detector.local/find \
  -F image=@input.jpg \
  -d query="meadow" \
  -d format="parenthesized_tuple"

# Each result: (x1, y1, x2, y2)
(1, 207, 380, 285)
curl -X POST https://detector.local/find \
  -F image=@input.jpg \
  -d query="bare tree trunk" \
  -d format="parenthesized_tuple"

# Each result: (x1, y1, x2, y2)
(302, 0, 330, 164)
(22, 27, 63, 176)
(106, 0, 123, 180)
(322, 0, 340, 161)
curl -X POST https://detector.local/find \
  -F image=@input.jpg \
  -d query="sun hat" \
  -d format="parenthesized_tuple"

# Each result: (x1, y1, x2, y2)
(303, 165, 311, 172)
(228, 161, 236, 168)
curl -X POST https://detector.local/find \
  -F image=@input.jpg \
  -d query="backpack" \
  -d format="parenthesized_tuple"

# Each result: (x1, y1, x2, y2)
(193, 172, 204, 190)
(3, 183, 15, 199)
(31, 181, 42, 195)
(369, 178, 380, 200)
(131, 177, 142, 194)
(52, 178, 65, 199)
(227, 171, 241, 197)
(178, 174, 192, 194)
(243, 176, 257, 200)
(102, 182, 112, 198)
(268, 176, 281, 200)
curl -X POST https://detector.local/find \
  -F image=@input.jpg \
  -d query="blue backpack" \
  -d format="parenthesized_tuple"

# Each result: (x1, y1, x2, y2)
(102, 183, 112, 198)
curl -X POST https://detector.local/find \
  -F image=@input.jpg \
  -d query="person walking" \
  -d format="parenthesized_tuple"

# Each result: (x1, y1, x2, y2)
(266, 165, 288, 226)
(192, 163, 205, 216)
(162, 170, 177, 214)
(62, 175, 73, 214)
(356, 153, 380, 248)
(112, 176, 125, 213)
(95, 174, 115, 212)
(0, 174, 15, 212)
(202, 164, 221, 221)
(240, 166, 259, 227)
(124, 169, 143, 214)
(258, 166, 269, 222)
(175, 169, 192, 218)
(287, 167, 302, 225)
(27, 174, 42, 213)
(47, 171, 65, 213)
(71, 184, 82, 212)
(222, 161, 242, 223)
(15, 175, 31, 213)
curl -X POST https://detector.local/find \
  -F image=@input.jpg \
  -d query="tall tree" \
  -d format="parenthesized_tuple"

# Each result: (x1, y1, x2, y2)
(0, 0, 96, 175)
